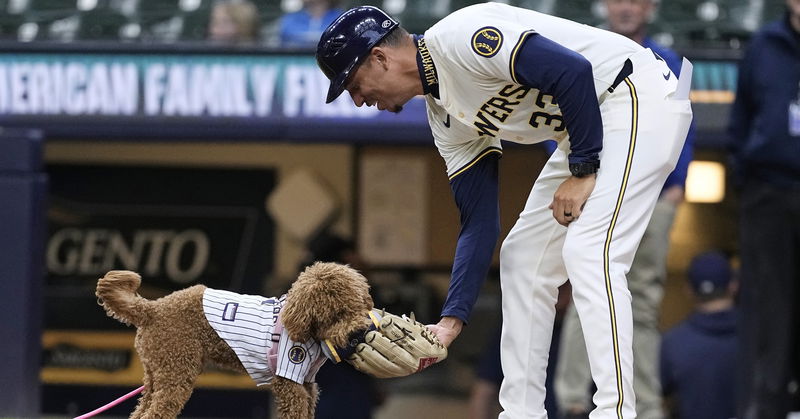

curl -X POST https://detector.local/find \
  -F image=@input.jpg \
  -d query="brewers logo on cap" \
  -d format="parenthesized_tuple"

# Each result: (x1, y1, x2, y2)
(472, 27, 503, 57)
(288, 346, 306, 364)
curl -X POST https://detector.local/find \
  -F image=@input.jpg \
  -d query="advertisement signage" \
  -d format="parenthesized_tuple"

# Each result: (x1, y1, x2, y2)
(0, 49, 735, 142)
(0, 52, 430, 141)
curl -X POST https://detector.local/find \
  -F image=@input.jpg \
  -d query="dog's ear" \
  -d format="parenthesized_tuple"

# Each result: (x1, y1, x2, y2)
(281, 262, 373, 347)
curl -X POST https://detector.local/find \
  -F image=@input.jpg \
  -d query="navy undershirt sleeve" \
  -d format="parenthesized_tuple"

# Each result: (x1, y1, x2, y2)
(512, 33, 603, 166)
(440, 153, 501, 323)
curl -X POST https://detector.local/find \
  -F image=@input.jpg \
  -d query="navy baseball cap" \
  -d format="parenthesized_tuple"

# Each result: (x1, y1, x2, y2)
(316, 6, 399, 103)
(687, 251, 732, 296)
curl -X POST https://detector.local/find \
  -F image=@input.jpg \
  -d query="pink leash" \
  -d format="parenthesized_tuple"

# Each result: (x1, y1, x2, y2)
(73, 385, 144, 419)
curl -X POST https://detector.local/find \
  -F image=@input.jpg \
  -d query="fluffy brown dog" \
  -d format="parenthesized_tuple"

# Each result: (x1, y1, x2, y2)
(96, 262, 374, 419)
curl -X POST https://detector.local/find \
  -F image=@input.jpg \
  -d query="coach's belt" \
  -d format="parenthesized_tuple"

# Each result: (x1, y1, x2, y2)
(607, 58, 633, 93)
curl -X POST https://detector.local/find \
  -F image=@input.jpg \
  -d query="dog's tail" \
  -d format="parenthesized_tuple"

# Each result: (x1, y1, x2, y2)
(96, 270, 154, 327)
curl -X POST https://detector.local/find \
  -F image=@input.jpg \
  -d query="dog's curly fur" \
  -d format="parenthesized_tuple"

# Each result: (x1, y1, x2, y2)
(96, 262, 374, 419)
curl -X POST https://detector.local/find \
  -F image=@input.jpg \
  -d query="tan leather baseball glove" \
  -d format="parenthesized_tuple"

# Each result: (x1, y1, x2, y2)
(347, 312, 448, 378)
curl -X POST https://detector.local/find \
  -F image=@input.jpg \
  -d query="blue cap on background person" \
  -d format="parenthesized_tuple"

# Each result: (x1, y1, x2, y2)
(687, 251, 733, 297)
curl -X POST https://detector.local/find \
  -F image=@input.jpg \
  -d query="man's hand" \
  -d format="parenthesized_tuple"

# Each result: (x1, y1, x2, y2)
(427, 316, 464, 348)
(549, 175, 597, 226)
(345, 312, 448, 378)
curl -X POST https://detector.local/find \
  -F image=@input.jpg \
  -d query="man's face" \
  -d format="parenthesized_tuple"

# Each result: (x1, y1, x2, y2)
(345, 49, 411, 113)
(605, 0, 654, 38)
(209, 7, 238, 42)
(787, 0, 800, 19)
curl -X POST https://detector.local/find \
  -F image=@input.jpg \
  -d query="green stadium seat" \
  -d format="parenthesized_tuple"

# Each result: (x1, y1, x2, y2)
(136, 0, 182, 30)
(179, 8, 211, 41)
(448, 0, 481, 13)
(401, 0, 467, 32)
(656, 0, 700, 23)
(259, 0, 284, 22)
(139, 0, 214, 43)
(763, 0, 785, 22)
(77, 9, 129, 40)
(553, 0, 600, 25)
(137, 0, 182, 15)
(28, 0, 74, 12)
(0, 14, 25, 40)
(514, 0, 557, 15)
(21, 0, 77, 34)
(0, 0, 21, 39)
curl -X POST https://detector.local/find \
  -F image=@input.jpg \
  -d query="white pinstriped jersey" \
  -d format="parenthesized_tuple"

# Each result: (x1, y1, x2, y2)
(202, 289, 326, 385)
(422, 2, 643, 177)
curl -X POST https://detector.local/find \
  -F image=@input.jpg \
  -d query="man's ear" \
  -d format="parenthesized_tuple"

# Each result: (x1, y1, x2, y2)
(372, 47, 389, 69)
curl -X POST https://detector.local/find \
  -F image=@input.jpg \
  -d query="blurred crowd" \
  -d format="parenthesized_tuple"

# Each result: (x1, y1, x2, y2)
(0, 0, 789, 50)
(0, 0, 346, 46)
(208, 0, 346, 47)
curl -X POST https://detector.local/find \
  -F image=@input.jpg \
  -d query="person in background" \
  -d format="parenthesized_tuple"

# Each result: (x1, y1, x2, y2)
(280, 0, 343, 48)
(468, 327, 505, 419)
(728, 1, 800, 417)
(299, 231, 386, 419)
(554, 1, 694, 417)
(208, 0, 259, 44)
(660, 251, 738, 419)
(468, 284, 572, 419)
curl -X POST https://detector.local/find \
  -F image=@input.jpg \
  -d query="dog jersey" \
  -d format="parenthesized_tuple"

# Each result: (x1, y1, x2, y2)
(202, 289, 326, 385)
(422, 2, 642, 176)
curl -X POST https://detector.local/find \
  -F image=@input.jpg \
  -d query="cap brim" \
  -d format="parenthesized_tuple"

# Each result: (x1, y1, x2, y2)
(325, 57, 360, 103)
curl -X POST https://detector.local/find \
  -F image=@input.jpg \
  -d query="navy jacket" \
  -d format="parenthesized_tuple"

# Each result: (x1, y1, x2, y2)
(660, 309, 738, 419)
(728, 14, 800, 188)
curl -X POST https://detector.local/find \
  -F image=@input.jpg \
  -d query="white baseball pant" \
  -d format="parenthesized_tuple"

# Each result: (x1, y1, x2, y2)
(497, 48, 693, 419)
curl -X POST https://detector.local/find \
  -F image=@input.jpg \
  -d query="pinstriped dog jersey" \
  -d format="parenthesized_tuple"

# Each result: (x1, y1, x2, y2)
(422, 2, 643, 176)
(202, 289, 326, 385)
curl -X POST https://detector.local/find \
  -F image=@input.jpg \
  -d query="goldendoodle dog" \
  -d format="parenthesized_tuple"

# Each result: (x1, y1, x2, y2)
(96, 262, 375, 419)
